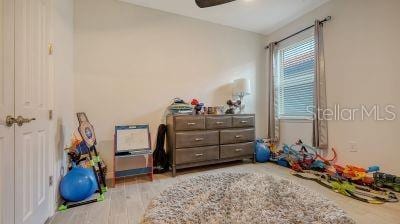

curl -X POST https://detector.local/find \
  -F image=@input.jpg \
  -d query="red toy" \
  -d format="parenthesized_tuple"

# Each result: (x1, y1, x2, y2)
(191, 98, 204, 114)
(191, 99, 199, 106)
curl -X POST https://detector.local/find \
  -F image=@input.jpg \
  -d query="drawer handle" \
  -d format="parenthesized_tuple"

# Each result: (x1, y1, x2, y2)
(216, 121, 224, 125)
(235, 135, 242, 138)
(187, 122, 196, 126)
(195, 138, 204, 141)
(240, 120, 248, 124)
(235, 148, 243, 152)
(195, 153, 204, 157)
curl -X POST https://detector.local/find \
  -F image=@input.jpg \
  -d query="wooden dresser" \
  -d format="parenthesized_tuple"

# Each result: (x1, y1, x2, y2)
(166, 114, 255, 176)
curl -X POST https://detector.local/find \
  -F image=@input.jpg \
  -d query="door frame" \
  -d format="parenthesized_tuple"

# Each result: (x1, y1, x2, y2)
(1, 0, 15, 223)
(47, 0, 57, 217)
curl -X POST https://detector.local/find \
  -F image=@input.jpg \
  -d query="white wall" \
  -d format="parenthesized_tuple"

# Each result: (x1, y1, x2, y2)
(51, 0, 74, 212)
(266, 0, 400, 175)
(74, 0, 267, 173)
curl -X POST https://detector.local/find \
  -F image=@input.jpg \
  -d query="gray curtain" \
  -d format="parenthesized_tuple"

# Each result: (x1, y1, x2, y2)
(267, 42, 280, 143)
(313, 20, 329, 149)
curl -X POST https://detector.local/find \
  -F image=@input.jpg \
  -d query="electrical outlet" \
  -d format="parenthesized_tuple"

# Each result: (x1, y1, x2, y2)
(349, 141, 358, 152)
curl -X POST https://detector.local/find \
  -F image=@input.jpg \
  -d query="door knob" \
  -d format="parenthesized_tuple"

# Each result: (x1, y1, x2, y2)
(5, 115, 16, 127)
(15, 116, 36, 126)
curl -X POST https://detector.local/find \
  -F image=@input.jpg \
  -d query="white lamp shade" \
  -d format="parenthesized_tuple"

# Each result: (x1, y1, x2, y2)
(233, 78, 251, 96)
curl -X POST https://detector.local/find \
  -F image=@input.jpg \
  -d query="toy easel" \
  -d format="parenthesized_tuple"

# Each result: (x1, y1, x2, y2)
(112, 125, 153, 187)
(58, 113, 108, 211)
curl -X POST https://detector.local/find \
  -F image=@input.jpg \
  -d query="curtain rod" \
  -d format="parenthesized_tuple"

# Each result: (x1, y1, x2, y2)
(264, 16, 331, 49)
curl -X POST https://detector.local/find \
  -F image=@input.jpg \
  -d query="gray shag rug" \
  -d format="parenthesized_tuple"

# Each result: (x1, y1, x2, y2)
(141, 172, 355, 224)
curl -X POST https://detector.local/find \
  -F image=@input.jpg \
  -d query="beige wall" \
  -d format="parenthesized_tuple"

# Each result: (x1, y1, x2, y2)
(266, 0, 400, 175)
(74, 0, 267, 173)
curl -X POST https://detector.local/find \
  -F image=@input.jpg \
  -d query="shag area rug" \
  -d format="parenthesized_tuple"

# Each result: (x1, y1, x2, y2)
(141, 172, 355, 224)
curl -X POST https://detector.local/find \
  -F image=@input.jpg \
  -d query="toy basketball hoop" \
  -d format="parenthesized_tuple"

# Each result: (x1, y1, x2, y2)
(77, 112, 97, 148)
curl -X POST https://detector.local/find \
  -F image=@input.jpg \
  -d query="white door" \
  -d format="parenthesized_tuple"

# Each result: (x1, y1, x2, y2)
(0, 0, 15, 223)
(14, 0, 52, 223)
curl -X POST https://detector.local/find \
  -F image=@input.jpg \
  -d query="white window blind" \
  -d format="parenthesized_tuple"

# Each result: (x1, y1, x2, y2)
(277, 36, 315, 118)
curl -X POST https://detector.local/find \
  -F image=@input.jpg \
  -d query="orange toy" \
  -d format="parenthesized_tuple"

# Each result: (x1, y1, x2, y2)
(343, 165, 367, 180)
(339, 165, 374, 185)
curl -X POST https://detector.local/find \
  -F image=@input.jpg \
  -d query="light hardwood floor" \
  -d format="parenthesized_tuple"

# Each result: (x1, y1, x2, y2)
(50, 163, 400, 224)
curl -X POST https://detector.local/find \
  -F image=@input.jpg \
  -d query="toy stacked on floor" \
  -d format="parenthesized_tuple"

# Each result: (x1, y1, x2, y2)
(58, 112, 108, 211)
(255, 139, 270, 163)
(266, 139, 399, 204)
(374, 172, 400, 192)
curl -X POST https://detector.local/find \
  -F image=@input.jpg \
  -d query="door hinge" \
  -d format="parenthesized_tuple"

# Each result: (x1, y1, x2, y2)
(49, 110, 53, 120)
(49, 176, 54, 186)
(48, 43, 54, 55)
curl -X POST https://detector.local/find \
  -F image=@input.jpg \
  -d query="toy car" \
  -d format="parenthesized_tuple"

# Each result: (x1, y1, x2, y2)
(373, 172, 400, 192)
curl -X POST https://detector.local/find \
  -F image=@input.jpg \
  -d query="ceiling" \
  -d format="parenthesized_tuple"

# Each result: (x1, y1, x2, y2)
(119, 0, 329, 35)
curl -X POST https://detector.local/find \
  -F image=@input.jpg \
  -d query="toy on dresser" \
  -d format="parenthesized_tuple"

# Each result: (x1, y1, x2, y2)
(225, 99, 241, 114)
(191, 98, 205, 115)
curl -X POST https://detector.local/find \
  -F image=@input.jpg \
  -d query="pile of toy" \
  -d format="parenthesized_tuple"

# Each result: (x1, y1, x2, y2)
(256, 139, 399, 204)
(64, 130, 108, 174)
(58, 113, 108, 211)
(165, 97, 244, 116)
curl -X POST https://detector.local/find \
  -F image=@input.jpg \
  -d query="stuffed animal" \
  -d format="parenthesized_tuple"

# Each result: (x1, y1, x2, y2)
(191, 99, 204, 114)
(225, 99, 241, 114)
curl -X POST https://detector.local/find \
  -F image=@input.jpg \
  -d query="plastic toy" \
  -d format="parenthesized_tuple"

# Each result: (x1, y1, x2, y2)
(191, 98, 204, 115)
(255, 139, 270, 163)
(58, 113, 108, 211)
(267, 140, 282, 162)
(167, 98, 193, 115)
(374, 172, 400, 192)
(334, 165, 376, 186)
(277, 158, 290, 167)
(310, 160, 326, 171)
(293, 171, 398, 204)
(276, 141, 318, 171)
(367, 166, 380, 173)
(225, 99, 241, 114)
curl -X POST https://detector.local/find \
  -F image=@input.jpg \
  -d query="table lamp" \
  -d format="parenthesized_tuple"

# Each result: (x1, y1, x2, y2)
(233, 78, 251, 114)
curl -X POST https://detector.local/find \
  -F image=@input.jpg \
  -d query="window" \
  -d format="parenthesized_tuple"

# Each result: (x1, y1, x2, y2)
(277, 36, 315, 118)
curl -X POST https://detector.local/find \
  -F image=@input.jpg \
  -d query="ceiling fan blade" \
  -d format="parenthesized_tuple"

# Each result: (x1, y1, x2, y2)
(195, 0, 236, 8)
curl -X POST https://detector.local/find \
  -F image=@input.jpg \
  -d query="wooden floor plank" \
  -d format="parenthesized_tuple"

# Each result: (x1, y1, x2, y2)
(51, 163, 400, 224)
(84, 198, 111, 224)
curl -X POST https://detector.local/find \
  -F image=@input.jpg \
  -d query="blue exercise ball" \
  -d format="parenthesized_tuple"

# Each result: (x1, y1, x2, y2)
(73, 167, 98, 194)
(60, 167, 96, 202)
(255, 140, 270, 163)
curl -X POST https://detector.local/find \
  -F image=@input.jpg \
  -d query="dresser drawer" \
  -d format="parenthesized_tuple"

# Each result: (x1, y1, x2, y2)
(220, 142, 254, 159)
(175, 116, 205, 131)
(232, 116, 255, 128)
(206, 116, 232, 129)
(176, 146, 219, 165)
(175, 131, 219, 148)
(220, 128, 255, 144)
